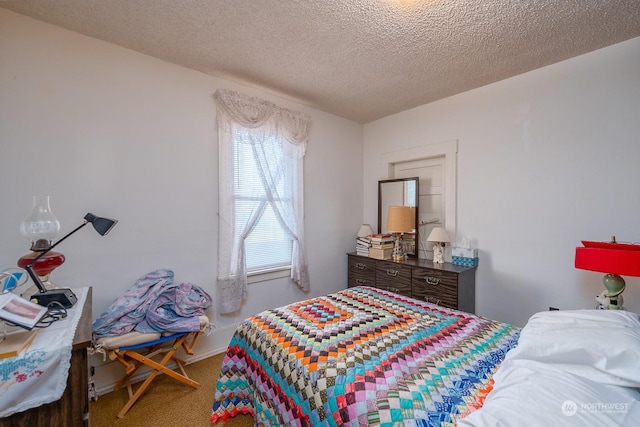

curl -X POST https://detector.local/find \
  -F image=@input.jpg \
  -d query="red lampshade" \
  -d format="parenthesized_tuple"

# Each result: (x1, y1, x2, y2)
(575, 241, 640, 277)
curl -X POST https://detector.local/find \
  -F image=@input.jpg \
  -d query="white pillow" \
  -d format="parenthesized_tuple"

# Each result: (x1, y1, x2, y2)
(504, 309, 640, 387)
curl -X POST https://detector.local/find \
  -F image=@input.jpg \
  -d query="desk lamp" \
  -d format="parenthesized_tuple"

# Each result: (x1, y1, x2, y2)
(427, 227, 450, 264)
(386, 206, 414, 261)
(575, 237, 640, 310)
(20, 212, 117, 308)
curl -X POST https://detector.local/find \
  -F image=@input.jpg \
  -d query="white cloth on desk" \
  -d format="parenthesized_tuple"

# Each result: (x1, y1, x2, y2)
(0, 287, 88, 417)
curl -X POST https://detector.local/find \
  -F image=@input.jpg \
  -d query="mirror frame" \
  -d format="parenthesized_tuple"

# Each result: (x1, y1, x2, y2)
(378, 177, 419, 257)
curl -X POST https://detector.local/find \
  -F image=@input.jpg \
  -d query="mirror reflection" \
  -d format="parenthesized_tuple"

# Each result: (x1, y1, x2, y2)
(378, 177, 419, 257)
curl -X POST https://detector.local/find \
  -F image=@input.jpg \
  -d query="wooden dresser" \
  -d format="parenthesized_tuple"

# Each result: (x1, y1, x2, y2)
(347, 252, 476, 313)
(0, 288, 92, 427)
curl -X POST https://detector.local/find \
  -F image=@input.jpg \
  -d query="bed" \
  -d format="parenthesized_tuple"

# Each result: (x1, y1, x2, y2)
(210, 286, 519, 426)
(211, 286, 640, 426)
(459, 309, 640, 426)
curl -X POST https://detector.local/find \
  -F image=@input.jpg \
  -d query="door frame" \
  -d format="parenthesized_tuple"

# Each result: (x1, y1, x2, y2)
(380, 139, 458, 247)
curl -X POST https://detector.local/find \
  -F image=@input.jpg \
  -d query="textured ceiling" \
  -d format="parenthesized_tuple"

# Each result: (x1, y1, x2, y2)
(2, 0, 639, 123)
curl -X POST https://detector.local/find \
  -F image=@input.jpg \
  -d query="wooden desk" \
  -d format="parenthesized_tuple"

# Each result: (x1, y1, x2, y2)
(0, 288, 92, 427)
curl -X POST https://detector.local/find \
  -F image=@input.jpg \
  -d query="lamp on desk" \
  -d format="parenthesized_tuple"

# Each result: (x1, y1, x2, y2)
(18, 211, 117, 308)
(427, 227, 450, 264)
(575, 237, 640, 310)
(17, 195, 64, 290)
(357, 224, 374, 238)
(386, 206, 414, 262)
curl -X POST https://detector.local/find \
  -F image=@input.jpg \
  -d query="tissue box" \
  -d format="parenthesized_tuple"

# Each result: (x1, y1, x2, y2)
(452, 247, 478, 267)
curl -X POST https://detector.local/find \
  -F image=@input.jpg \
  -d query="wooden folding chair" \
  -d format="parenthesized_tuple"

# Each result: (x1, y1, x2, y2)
(96, 317, 208, 418)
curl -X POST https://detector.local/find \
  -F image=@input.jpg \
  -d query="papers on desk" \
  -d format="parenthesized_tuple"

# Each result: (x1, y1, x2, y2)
(0, 292, 48, 330)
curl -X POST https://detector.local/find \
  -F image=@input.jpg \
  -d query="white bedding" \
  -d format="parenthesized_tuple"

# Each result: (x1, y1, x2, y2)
(458, 310, 640, 426)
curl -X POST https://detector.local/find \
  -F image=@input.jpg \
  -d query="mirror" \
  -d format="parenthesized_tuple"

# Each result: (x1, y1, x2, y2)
(378, 177, 419, 257)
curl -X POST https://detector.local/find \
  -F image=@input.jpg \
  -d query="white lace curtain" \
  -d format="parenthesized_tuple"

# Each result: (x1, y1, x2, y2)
(214, 89, 311, 313)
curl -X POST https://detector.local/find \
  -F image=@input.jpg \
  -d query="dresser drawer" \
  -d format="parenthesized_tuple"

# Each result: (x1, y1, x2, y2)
(411, 267, 458, 309)
(346, 253, 475, 312)
(347, 255, 377, 288)
(375, 260, 412, 297)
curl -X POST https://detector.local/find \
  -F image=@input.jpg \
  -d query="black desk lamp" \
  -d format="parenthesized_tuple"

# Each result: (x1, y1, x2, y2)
(25, 213, 117, 308)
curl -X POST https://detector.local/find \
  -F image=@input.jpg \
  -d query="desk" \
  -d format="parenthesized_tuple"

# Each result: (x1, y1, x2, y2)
(0, 288, 92, 427)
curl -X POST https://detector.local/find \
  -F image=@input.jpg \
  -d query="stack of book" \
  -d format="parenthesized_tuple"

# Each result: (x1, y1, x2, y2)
(355, 235, 371, 256)
(368, 233, 394, 260)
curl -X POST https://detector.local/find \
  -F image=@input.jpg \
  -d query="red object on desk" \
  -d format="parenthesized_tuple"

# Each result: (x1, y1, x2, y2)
(17, 250, 65, 278)
(575, 242, 640, 276)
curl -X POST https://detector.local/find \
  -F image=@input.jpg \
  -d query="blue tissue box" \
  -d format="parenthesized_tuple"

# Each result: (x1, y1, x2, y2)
(452, 256, 478, 267)
(452, 247, 478, 267)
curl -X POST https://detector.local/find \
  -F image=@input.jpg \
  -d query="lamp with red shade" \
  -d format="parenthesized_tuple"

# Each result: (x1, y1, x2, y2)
(575, 237, 640, 310)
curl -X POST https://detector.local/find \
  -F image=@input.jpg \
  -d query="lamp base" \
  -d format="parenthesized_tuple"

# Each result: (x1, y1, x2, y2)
(392, 233, 406, 262)
(17, 250, 65, 293)
(30, 288, 77, 308)
(600, 274, 625, 310)
(433, 243, 445, 264)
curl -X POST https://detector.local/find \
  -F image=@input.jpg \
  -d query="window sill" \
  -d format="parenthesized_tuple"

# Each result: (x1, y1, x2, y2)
(247, 266, 291, 284)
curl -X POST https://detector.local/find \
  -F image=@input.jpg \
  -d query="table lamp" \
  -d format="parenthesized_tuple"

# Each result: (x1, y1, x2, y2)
(20, 212, 118, 308)
(427, 227, 450, 264)
(575, 237, 640, 310)
(17, 195, 64, 289)
(357, 224, 374, 238)
(386, 206, 414, 261)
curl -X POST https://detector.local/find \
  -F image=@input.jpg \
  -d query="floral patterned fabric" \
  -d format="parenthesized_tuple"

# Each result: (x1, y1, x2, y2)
(0, 287, 88, 417)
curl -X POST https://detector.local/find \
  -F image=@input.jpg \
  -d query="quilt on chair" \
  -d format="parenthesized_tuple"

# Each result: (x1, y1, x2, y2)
(211, 286, 519, 426)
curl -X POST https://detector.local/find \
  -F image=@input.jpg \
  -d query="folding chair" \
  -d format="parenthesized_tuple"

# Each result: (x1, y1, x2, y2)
(95, 316, 209, 418)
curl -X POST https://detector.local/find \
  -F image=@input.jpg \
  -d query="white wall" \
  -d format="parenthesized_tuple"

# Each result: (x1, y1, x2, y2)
(364, 37, 640, 326)
(0, 9, 363, 392)
(3, 5, 639, 392)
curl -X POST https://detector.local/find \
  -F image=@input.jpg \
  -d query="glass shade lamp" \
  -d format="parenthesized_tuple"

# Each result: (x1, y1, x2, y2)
(427, 227, 450, 264)
(386, 206, 414, 261)
(17, 195, 65, 292)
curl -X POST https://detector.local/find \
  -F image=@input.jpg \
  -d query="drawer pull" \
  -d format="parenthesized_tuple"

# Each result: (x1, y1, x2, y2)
(425, 277, 440, 285)
(356, 263, 367, 270)
(425, 296, 441, 305)
(356, 279, 367, 285)
(386, 269, 398, 277)
(387, 287, 399, 293)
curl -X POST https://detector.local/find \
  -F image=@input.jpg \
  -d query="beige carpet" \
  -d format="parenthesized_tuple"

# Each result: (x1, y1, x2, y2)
(90, 352, 253, 427)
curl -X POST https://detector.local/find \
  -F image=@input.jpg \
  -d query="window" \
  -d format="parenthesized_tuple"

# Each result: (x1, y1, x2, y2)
(214, 89, 311, 313)
(233, 130, 293, 272)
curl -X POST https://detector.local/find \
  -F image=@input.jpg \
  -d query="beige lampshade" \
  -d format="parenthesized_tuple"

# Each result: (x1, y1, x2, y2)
(386, 206, 414, 233)
(357, 224, 374, 237)
(427, 227, 450, 243)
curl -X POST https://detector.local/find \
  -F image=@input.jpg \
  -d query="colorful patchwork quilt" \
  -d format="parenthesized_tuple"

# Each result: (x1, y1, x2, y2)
(211, 286, 520, 426)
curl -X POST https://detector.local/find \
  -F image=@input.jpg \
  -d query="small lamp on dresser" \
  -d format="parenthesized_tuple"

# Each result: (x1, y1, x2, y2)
(427, 227, 450, 264)
(386, 206, 414, 262)
(357, 224, 374, 238)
